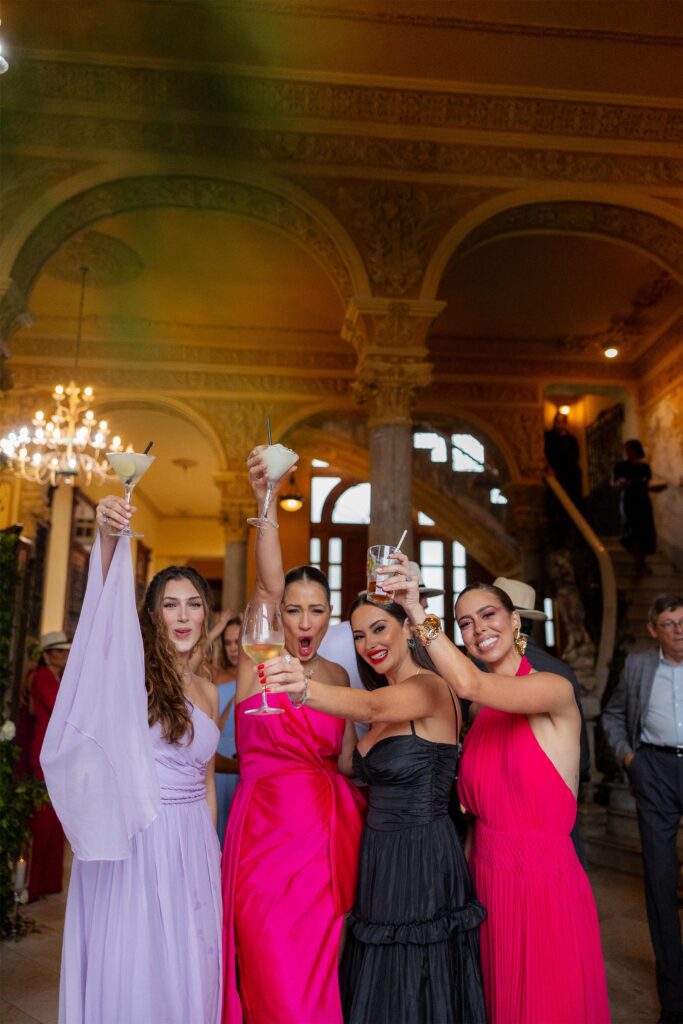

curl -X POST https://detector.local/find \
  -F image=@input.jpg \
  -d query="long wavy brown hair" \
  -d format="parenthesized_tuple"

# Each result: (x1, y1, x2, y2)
(139, 566, 213, 745)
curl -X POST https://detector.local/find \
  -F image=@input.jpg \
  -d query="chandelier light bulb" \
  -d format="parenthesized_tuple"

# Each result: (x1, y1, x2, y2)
(84, 386, 93, 397)
(54, 385, 64, 396)
(99, 420, 107, 430)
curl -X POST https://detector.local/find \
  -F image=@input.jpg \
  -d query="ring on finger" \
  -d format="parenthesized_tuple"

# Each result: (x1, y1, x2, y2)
(284, 654, 292, 665)
(102, 511, 108, 524)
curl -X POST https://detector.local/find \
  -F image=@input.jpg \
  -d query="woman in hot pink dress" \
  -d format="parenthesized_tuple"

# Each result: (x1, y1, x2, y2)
(379, 565, 610, 1024)
(222, 449, 365, 1024)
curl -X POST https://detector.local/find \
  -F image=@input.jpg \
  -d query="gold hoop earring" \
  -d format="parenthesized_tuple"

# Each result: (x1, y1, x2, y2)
(513, 628, 528, 657)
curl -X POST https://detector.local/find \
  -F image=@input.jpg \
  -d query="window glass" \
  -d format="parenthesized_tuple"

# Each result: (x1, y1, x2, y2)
(311, 458, 329, 468)
(420, 539, 443, 565)
(328, 564, 342, 589)
(417, 510, 436, 525)
(310, 476, 341, 522)
(331, 481, 371, 524)
(452, 433, 485, 472)
(544, 597, 556, 648)
(328, 537, 342, 563)
(309, 537, 321, 566)
(490, 487, 508, 505)
(413, 431, 448, 463)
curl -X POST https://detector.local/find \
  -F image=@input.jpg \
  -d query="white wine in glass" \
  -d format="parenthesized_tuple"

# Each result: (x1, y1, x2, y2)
(106, 451, 155, 538)
(242, 600, 286, 716)
(247, 444, 298, 530)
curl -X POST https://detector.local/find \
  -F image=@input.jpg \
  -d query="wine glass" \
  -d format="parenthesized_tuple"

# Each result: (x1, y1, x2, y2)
(247, 444, 299, 530)
(106, 451, 155, 538)
(241, 601, 286, 715)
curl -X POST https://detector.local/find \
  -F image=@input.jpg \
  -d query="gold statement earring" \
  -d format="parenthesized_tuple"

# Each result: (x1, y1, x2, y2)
(513, 627, 528, 657)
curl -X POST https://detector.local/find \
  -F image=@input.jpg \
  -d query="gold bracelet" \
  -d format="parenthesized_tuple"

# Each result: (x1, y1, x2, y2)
(411, 613, 442, 646)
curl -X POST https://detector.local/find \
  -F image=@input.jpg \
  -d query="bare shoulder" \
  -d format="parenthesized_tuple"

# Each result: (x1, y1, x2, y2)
(317, 656, 350, 688)
(197, 674, 219, 716)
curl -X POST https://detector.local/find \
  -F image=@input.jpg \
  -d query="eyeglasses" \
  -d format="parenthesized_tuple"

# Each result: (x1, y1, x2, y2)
(656, 617, 683, 632)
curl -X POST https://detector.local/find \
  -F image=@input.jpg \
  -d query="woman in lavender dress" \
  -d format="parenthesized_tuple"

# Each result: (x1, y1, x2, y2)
(41, 496, 222, 1024)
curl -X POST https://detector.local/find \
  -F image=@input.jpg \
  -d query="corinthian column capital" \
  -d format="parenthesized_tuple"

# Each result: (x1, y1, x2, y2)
(214, 469, 256, 543)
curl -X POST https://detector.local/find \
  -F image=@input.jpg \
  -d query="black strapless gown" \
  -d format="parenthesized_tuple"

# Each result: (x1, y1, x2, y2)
(340, 725, 487, 1024)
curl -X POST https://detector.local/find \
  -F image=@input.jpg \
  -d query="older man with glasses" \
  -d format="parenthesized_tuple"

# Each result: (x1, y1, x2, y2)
(603, 592, 683, 1024)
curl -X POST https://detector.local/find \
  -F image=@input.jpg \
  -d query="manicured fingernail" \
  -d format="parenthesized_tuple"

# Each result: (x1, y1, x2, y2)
(257, 664, 264, 671)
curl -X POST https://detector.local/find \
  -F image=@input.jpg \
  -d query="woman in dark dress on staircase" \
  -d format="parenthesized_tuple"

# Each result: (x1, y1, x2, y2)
(262, 595, 486, 1024)
(614, 438, 659, 577)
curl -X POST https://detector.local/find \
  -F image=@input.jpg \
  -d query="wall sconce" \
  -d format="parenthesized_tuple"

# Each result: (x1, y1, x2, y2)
(279, 474, 304, 512)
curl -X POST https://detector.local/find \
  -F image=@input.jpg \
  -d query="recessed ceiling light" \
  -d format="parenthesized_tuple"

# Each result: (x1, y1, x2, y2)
(604, 347, 619, 359)
(559, 405, 571, 415)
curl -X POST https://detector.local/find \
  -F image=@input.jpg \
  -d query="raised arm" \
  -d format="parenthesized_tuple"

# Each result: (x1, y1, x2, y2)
(381, 555, 576, 718)
(95, 495, 135, 580)
(261, 654, 445, 724)
(247, 447, 286, 604)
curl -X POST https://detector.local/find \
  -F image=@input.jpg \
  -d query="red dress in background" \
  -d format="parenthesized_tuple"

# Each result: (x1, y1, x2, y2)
(28, 665, 65, 901)
(458, 656, 610, 1024)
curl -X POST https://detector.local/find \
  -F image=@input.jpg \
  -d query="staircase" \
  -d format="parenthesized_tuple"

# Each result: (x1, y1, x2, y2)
(583, 538, 683, 874)
(602, 537, 683, 653)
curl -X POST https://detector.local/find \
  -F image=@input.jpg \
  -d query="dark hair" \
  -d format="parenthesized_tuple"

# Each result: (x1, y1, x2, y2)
(348, 595, 437, 690)
(454, 582, 515, 616)
(218, 615, 243, 669)
(649, 593, 683, 624)
(284, 565, 331, 604)
(140, 565, 213, 744)
(624, 438, 645, 458)
(223, 616, 242, 632)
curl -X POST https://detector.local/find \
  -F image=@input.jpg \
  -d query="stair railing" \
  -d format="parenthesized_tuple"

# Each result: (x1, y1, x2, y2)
(545, 475, 617, 700)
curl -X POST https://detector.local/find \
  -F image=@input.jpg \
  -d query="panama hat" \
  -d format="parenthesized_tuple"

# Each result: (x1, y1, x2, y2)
(40, 631, 72, 651)
(492, 578, 547, 622)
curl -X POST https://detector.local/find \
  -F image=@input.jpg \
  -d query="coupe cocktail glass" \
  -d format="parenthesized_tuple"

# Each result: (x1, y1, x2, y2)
(242, 601, 286, 716)
(106, 450, 155, 538)
(247, 443, 299, 530)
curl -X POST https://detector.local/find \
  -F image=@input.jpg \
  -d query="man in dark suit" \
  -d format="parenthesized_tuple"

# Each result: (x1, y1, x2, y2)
(487, 577, 591, 865)
(602, 592, 683, 1024)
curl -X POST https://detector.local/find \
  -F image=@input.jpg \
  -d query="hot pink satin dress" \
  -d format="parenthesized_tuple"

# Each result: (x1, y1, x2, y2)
(222, 691, 366, 1024)
(457, 656, 610, 1024)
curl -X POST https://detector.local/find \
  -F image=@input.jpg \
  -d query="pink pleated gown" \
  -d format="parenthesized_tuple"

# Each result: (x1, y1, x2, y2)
(457, 657, 610, 1024)
(222, 691, 366, 1024)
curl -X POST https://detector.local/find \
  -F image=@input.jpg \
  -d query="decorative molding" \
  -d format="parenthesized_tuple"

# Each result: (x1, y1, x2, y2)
(0, 280, 34, 386)
(433, 353, 637, 381)
(638, 349, 683, 409)
(8, 57, 682, 144)
(454, 201, 683, 280)
(4, 113, 681, 191)
(10, 176, 354, 300)
(0, 156, 95, 221)
(424, 380, 540, 405)
(296, 180, 501, 296)
(223, 2, 683, 49)
(635, 315, 683, 378)
(505, 482, 547, 547)
(14, 333, 356, 373)
(470, 407, 547, 480)
(45, 230, 145, 285)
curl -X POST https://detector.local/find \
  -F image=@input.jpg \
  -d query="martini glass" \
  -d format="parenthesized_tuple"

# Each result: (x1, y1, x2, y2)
(247, 443, 299, 530)
(242, 601, 286, 716)
(106, 451, 155, 538)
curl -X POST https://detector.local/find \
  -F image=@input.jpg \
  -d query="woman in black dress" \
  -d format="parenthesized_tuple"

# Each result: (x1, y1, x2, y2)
(614, 438, 657, 577)
(261, 595, 486, 1024)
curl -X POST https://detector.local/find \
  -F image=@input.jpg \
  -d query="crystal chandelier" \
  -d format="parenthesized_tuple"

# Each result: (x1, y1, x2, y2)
(0, 268, 124, 487)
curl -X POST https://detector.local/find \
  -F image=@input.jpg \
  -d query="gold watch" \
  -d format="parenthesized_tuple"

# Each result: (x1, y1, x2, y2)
(411, 613, 442, 646)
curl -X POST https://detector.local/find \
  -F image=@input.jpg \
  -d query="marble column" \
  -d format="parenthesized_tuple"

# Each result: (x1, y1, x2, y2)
(343, 297, 445, 557)
(214, 470, 255, 613)
(40, 483, 74, 634)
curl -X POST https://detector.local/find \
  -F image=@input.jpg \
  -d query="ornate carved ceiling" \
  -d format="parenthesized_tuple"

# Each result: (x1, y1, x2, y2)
(0, 0, 681, 525)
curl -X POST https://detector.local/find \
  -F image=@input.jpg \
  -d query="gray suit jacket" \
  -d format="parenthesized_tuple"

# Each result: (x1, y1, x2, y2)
(601, 648, 660, 765)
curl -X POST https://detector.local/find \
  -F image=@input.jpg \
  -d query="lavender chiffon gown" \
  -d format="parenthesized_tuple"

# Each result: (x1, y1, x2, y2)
(41, 536, 222, 1024)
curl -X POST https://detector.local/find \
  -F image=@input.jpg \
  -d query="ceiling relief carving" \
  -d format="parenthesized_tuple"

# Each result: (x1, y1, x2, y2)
(423, 380, 540, 406)
(0, 155, 94, 222)
(294, 180, 501, 296)
(4, 112, 681, 191)
(635, 315, 683, 377)
(10, 58, 681, 145)
(11, 176, 354, 301)
(453, 202, 683, 280)
(638, 349, 683, 409)
(45, 230, 145, 286)
(556, 270, 679, 357)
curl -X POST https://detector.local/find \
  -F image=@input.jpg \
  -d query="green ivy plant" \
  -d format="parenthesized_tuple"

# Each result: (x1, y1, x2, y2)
(0, 533, 48, 938)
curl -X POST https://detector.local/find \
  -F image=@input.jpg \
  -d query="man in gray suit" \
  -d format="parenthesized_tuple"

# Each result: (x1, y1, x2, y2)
(602, 592, 683, 1024)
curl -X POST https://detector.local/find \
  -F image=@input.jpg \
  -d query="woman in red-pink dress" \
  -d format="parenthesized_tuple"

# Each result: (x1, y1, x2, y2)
(380, 564, 610, 1024)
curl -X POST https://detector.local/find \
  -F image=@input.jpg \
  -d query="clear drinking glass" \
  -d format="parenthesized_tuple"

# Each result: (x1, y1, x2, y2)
(241, 600, 286, 715)
(247, 444, 299, 530)
(106, 451, 155, 538)
(366, 544, 399, 605)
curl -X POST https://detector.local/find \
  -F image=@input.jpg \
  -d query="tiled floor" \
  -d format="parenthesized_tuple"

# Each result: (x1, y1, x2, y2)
(0, 866, 668, 1024)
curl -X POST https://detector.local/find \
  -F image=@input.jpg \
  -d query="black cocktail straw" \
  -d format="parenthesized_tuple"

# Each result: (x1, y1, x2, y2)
(143, 441, 153, 454)
(266, 417, 272, 446)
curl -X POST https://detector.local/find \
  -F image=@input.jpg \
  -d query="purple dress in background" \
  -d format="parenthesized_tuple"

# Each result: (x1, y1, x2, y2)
(41, 536, 222, 1024)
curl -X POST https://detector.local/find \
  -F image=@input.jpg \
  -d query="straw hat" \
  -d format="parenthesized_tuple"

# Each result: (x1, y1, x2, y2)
(40, 631, 72, 652)
(492, 577, 547, 621)
(359, 561, 444, 599)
